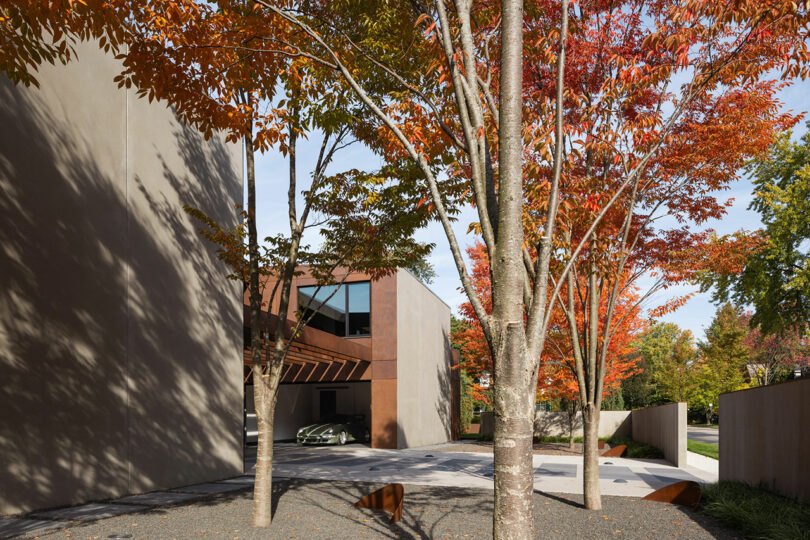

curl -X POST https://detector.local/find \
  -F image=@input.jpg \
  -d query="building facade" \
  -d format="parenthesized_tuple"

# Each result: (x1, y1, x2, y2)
(0, 42, 244, 515)
(245, 268, 459, 449)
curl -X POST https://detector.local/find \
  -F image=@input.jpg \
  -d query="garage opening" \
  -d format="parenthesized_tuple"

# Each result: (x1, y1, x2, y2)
(244, 381, 371, 445)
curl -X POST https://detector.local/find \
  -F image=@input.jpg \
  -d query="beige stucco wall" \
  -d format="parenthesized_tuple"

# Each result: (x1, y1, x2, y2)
(533, 411, 631, 439)
(720, 378, 810, 502)
(395, 270, 453, 448)
(0, 41, 243, 514)
(631, 402, 686, 467)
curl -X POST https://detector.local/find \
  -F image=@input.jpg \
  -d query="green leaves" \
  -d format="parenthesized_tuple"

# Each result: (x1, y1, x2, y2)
(702, 125, 810, 334)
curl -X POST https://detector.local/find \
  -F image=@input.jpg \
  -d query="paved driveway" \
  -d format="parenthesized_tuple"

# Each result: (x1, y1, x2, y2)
(247, 443, 718, 498)
(688, 426, 719, 446)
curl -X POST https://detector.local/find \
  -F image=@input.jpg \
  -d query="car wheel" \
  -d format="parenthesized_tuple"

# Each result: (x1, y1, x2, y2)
(338, 431, 347, 445)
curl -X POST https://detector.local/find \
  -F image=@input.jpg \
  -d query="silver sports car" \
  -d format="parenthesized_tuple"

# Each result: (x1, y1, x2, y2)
(296, 414, 370, 445)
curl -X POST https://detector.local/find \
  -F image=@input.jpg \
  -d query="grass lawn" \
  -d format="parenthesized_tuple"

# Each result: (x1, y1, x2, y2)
(688, 439, 719, 460)
(701, 482, 810, 540)
(690, 423, 719, 428)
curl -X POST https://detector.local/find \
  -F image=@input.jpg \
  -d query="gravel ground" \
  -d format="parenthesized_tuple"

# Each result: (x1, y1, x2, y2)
(22, 479, 740, 540)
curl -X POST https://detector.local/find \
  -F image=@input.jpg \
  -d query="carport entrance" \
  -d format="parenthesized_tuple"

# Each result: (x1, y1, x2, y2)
(244, 381, 371, 444)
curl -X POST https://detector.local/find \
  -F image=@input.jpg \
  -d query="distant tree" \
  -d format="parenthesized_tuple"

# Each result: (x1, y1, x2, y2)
(620, 356, 656, 410)
(601, 391, 625, 412)
(459, 368, 474, 434)
(634, 323, 697, 403)
(689, 303, 749, 422)
(742, 313, 809, 386)
(405, 250, 438, 284)
(458, 242, 642, 446)
(699, 126, 810, 335)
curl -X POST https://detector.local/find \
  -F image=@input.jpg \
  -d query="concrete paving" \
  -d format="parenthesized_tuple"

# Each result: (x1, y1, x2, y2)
(251, 442, 718, 497)
(688, 426, 719, 445)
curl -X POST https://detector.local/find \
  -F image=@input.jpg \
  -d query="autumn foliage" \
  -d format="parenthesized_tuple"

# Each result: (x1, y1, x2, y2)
(452, 242, 644, 405)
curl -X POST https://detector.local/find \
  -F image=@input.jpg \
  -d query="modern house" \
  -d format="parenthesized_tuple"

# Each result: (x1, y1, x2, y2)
(0, 42, 243, 515)
(244, 268, 459, 449)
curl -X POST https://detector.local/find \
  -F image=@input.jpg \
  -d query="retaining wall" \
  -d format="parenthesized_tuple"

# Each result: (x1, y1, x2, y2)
(631, 402, 687, 467)
(720, 378, 810, 502)
(533, 411, 632, 439)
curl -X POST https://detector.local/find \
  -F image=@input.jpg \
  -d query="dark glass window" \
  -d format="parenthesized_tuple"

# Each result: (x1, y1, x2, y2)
(347, 282, 371, 336)
(298, 281, 371, 337)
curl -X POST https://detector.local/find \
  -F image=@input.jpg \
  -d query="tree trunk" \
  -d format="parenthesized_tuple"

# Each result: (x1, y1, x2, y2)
(582, 404, 601, 510)
(251, 375, 274, 527)
(567, 401, 576, 449)
(492, 324, 535, 539)
(243, 124, 274, 526)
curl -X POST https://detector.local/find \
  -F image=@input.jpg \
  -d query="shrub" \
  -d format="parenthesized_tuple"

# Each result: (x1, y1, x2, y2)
(701, 482, 810, 540)
(607, 435, 665, 459)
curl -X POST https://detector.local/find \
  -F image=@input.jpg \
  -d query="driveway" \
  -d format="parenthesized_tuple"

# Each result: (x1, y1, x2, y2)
(247, 442, 718, 499)
(688, 426, 719, 446)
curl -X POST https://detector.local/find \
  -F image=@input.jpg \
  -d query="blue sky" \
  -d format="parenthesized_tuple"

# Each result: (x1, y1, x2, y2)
(252, 79, 810, 343)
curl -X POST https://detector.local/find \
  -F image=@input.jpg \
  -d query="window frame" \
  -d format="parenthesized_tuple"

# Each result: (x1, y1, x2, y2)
(297, 280, 371, 338)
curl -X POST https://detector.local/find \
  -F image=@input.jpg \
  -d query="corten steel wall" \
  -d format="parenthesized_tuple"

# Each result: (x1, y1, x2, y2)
(396, 270, 453, 448)
(720, 379, 810, 502)
(0, 42, 243, 514)
(533, 411, 632, 439)
(631, 403, 687, 467)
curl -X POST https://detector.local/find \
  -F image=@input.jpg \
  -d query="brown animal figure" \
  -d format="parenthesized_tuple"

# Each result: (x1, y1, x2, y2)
(354, 483, 404, 523)
(641, 481, 701, 509)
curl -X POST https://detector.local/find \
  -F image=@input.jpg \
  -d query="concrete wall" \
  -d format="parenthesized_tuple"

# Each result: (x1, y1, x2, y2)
(396, 270, 453, 448)
(534, 411, 631, 439)
(720, 379, 810, 502)
(631, 403, 686, 467)
(0, 41, 243, 514)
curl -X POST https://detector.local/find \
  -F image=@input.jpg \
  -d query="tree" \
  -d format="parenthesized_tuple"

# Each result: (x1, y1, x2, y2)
(529, 0, 803, 507)
(243, 0, 810, 525)
(405, 252, 438, 284)
(459, 368, 475, 433)
(741, 312, 809, 386)
(451, 316, 476, 432)
(689, 303, 749, 422)
(634, 323, 697, 403)
(457, 242, 643, 447)
(700, 126, 810, 335)
(620, 356, 656, 410)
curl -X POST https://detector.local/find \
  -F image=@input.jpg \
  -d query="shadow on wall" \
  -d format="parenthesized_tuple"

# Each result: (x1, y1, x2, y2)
(432, 330, 455, 444)
(534, 411, 583, 439)
(0, 76, 242, 515)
